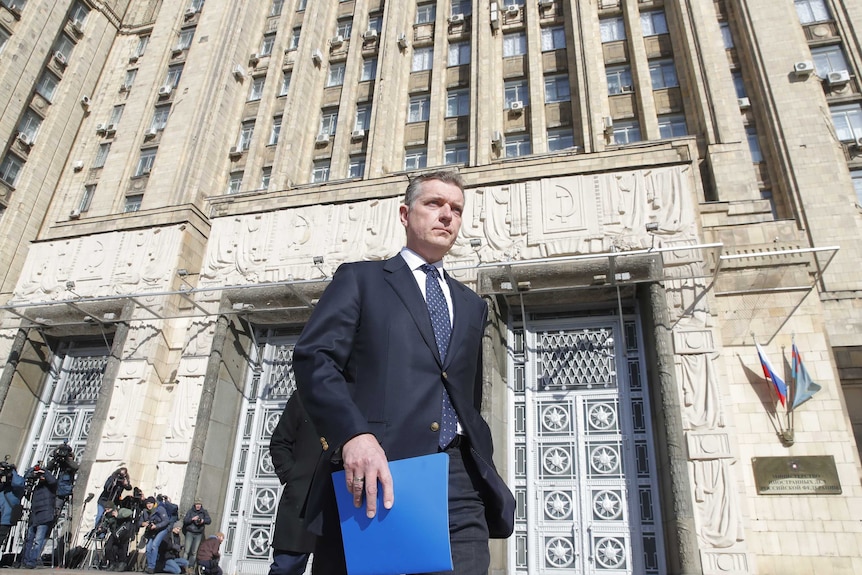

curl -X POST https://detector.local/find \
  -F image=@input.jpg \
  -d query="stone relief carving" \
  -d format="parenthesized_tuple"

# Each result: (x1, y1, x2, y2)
(165, 375, 201, 441)
(105, 377, 141, 439)
(693, 458, 745, 548)
(680, 353, 725, 431)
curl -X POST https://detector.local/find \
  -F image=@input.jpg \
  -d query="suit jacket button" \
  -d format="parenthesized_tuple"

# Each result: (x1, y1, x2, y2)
(442, 371, 448, 379)
(319, 437, 329, 451)
(430, 422, 440, 432)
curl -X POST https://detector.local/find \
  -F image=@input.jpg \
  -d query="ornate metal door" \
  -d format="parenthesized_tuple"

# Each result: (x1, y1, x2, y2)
(221, 331, 299, 575)
(508, 315, 664, 575)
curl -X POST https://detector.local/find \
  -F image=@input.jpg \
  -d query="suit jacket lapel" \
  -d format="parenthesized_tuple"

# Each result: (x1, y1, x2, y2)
(383, 256, 442, 365)
(445, 272, 472, 369)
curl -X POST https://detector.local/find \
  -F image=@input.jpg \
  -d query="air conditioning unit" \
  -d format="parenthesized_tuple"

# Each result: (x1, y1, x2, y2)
(158, 85, 173, 97)
(229, 146, 242, 158)
(827, 70, 851, 87)
(510, 100, 524, 111)
(330, 35, 344, 47)
(397, 33, 408, 49)
(853, 136, 862, 148)
(737, 97, 751, 109)
(16, 132, 31, 146)
(145, 128, 158, 138)
(315, 133, 331, 144)
(232, 65, 245, 80)
(249, 53, 260, 65)
(81, 95, 91, 107)
(105, 123, 116, 134)
(363, 29, 378, 40)
(185, 7, 196, 18)
(311, 49, 323, 65)
(351, 129, 366, 140)
(96, 123, 106, 134)
(119, 84, 130, 93)
(53, 51, 67, 66)
(619, 85, 634, 94)
(129, 55, 139, 64)
(70, 21, 83, 36)
(506, 4, 520, 15)
(171, 47, 183, 56)
(491, 130, 503, 146)
(604, 116, 614, 130)
(793, 60, 815, 77)
(73, 160, 84, 171)
(69, 208, 81, 219)
(539, 0, 555, 7)
(450, 13, 465, 23)
(490, 3, 500, 29)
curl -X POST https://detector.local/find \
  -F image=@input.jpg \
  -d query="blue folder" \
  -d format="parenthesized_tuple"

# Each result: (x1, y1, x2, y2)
(332, 452, 453, 575)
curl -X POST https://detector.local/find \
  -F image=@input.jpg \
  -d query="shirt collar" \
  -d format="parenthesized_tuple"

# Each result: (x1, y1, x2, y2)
(400, 247, 444, 274)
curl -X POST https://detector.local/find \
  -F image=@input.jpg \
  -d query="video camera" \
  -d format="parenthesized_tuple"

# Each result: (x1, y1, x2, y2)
(47, 442, 76, 471)
(0, 457, 16, 486)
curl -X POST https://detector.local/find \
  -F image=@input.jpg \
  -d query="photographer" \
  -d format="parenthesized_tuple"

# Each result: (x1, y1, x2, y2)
(0, 460, 25, 548)
(101, 502, 134, 571)
(182, 498, 211, 567)
(97, 467, 132, 527)
(20, 464, 58, 568)
(139, 496, 170, 574)
(155, 523, 188, 574)
(46, 443, 78, 513)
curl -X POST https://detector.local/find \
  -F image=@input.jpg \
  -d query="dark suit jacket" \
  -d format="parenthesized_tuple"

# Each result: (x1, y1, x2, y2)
(294, 255, 515, 538)
(269, 393, 319, 553)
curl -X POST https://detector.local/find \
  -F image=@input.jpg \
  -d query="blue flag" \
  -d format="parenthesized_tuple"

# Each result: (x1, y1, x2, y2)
(791, 343, 822, 409)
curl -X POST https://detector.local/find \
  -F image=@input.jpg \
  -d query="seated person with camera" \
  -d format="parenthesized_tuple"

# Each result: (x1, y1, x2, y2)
(156, 523, 189, 574)
(101, 502, 135, 571)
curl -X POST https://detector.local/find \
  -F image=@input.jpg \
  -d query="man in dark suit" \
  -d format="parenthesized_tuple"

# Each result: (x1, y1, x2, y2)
(294, 170, 515, 575)
(268, 393, 320, 575)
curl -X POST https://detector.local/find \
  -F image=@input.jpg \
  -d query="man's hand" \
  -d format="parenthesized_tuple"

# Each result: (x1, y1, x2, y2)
(341, 433, 394, 518)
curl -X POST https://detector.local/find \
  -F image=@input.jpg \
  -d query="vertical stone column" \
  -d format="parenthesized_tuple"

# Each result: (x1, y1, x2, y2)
(647, 282, 703, 575)
(0, 327, 29, 410)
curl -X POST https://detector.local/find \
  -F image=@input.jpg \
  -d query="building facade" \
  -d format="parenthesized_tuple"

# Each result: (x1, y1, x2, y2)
(1, 0, 862, 573)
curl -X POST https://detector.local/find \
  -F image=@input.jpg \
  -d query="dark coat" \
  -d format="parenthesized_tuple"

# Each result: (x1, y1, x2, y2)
(24, 468, 57, 526)
(196, 535, 221, 562)
(269, 393, 320, 553)
(293, 256, 515, 538)
(0, 469, 25, 526)
(182, 504, 211, 535)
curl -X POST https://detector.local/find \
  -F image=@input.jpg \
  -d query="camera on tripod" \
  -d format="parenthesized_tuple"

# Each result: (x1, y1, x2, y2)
(0, 458, 16, 486)
(47, 443, 75, 471)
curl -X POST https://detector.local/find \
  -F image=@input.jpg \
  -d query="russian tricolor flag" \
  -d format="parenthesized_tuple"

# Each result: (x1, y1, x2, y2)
(755, 342, 788, 406)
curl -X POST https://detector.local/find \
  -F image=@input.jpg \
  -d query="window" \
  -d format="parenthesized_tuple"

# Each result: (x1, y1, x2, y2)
(0, 153, 23, 186)
(641, 10, 668, 36)
(94, 143, 111, 168)
(36, 70, 60, 101)
(0, 27, 8, 54)
(502, 0, 524, 6)
(269, 0, 283, 17)
(261, 166, 271, 190)
(451, 0, 472, 17)
(448, 42, 470, 66)
(544, 74, 571, 103)
(361, 58, 377, 81)
(78, 184, 95, 212)
(795, 0, 830, 24)
(249, 76, 265, 100)
(327, 62, 346, 87)
(178, 27, 195, 50)
(320, 110, 338, 136)
(446, 89, 470, 117)
(228, 171, 243, 194)
(416, 3, 436, 24)
(444, 142, 468, 165)
(404, 147, 427, 170)
(851, 169, 862, 205)
(408, 94, 431, 122)
(1, 0, 27, 12)
(70, 1, 89, 26)
(260, 33, 275, 56)
(297, 0, 307, 11)
(505, 134, 531, 158)
(53, 34, 74, 61)
(732, 71, 747, 98)
(812, 45, 849, 77)
(607, 65, 633, 95)
(123, 69, 137, 90)
(312, 160, 330, 183)
(165, 64, 183, 88)
(548, 128, 574, 151)
(238, 121, 255, 150)
(649, 59, 678, 89)
(110, 105, 125, 125)
(279, 71, 291, 96)
(831, 103, 862, 142)
(505, 80, 530, 108)
(719, 23, 733, 49)
(613, 120, 641, 144)
(150, 106, 170, 132)
(270, 116, 282, 145)
(503, 32, 527, 57)
(368, 14, 382, 33)
(17, 110, 42, 143)
(600, 17, 626, 42)
(658, 114, 687, 138)
(336, 19, 352, 39)
(288, 27, 301, 50)
(134, 35, 149, 58)
(541, 27, 566, 52)
(745, 126, 763, 162)
(124, 195, 143, 213)
(135, 149, 156, 176)
(189, 0, 205, 12)
(412, 46, 434, 71)
(348, 156, 366, 178)
(355, 105, 371, 131)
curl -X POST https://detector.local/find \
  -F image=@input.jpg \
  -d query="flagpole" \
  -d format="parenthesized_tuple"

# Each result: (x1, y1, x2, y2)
(753, 333, 794, 446)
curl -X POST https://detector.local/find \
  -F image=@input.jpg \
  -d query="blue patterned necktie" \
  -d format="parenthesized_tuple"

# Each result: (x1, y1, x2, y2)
(421, 264, 458, 448)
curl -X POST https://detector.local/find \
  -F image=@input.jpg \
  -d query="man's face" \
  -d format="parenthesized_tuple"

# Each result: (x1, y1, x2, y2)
(146, 502, 154, 510)
(194, 504, 202, 510)
(400, 179, 464, 263)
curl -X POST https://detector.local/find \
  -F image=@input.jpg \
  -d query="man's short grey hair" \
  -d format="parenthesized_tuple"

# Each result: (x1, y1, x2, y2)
(404, 171, 465, 207)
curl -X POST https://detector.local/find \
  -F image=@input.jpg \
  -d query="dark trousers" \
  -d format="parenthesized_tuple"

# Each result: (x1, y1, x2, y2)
(312, 441, 490, 575)
(269, 550, 310, 575)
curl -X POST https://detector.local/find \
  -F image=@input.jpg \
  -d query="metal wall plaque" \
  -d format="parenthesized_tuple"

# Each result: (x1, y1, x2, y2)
(752, 455, 841, 495)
